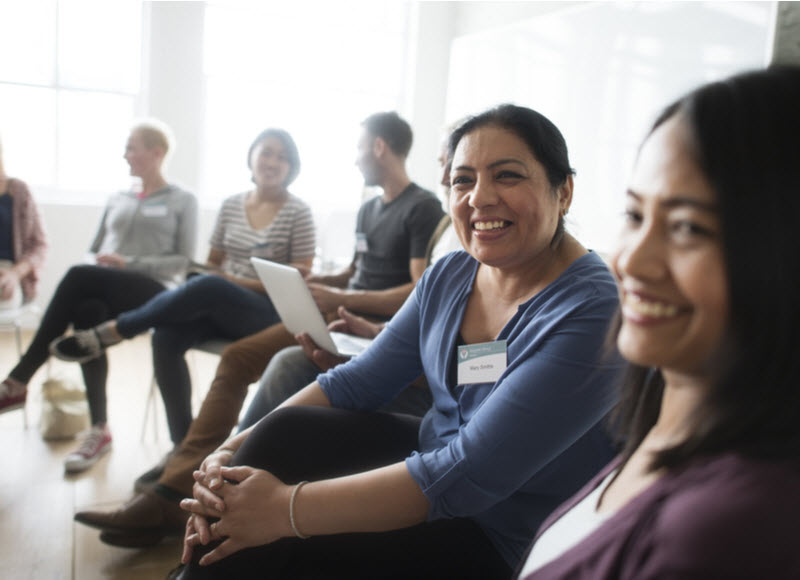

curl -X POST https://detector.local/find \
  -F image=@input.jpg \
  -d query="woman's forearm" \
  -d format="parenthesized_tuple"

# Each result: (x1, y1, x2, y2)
(278, 382, 332, 410)
(291, 462, 429, 537)
(289, 258, 314, 278)
(10, 260, 32, 278)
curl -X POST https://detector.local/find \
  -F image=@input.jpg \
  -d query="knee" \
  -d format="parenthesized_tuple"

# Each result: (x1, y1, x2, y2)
(236, 407, 310, 465)
(272, 345, 307, 367)
(267, 346, 310, 379)
(219, 340, 249, 369)
(57, 264, 91, 292)
(151, 326, 191, 357)
(184, 274, 228, 295)
(250, 407, 315, 447)
(219, 332, 273, 370)
(261, 347, 317, 391)
(63, 264, 91, 281)
(73, 299, 109, 328)
(219, 339, 240, 359)
(259, 406, 307, 434)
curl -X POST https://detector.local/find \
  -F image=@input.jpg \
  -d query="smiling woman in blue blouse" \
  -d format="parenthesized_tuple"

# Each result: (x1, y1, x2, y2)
(172, 105, 623, 580)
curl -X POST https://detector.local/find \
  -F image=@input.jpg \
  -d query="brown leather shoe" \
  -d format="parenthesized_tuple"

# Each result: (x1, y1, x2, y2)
(74, 491, 187, 536)
(98, 528, 172, 548)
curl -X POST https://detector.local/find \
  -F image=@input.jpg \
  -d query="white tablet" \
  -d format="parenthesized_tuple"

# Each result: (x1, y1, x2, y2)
(250, 257, 373, 357)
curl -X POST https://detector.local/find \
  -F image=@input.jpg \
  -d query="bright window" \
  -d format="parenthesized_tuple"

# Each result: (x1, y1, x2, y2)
(445, 1, 773, 255)
(201, 0, 411, 266)
(0, 0, 142, 201)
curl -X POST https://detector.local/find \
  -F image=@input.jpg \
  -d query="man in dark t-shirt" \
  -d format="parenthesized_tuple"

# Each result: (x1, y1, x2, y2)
(306, 111, 443, 319)
(349, 183, 443, 291)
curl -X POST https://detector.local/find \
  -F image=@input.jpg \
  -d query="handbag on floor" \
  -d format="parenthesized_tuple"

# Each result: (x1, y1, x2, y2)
(39, 375, 90, 440)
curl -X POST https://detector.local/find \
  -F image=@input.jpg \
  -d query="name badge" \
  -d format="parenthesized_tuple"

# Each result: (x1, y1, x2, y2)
(142, 204, 168, 217)
(355, 233, 368, 253)
(456, 340, 507, 385)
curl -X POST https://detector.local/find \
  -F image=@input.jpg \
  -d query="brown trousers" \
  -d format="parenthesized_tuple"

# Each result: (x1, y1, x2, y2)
(157, 323, 296, 496)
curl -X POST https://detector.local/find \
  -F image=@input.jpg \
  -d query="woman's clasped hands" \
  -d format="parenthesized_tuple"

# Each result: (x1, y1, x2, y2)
(179, 448, 294, 566)
(0, 268, 20, 300)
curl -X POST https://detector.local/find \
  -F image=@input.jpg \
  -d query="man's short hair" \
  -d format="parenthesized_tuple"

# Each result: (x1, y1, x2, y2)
(361, 111, 413, 158)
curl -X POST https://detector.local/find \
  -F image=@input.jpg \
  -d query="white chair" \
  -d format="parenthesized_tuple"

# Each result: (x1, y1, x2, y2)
(0, 302, 42, 427)
(0, 302, 41, 358)
(141, 337, 231, 441)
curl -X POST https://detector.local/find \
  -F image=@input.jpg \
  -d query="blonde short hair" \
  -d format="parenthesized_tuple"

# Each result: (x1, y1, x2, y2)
(130, 119, 174, 154)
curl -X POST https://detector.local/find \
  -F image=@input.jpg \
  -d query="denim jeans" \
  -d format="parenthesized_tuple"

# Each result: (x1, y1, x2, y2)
(239, 345, 434, 431)
(116, 274, 280, 443)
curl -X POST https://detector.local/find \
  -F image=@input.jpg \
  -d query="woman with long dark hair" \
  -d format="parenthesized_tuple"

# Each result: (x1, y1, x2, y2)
(516, 66, 800, 579)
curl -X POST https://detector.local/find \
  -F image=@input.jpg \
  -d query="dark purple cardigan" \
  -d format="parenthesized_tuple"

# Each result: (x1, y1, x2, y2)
(516, 453, 800, 579)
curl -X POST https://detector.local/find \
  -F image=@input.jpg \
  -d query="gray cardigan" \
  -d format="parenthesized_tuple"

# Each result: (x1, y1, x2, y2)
(90, 184, 197, 287)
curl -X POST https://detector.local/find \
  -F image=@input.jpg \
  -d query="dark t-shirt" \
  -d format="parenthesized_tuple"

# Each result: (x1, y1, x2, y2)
(348, 183, 443, 291)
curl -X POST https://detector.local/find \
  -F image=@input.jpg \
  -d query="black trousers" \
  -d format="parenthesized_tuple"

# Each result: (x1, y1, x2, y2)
(10, 264, 165, 425)
(178, 406, 512, 580)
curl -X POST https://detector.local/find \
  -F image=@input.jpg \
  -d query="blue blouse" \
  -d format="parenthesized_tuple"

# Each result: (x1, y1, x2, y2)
(319, 250, 623, 566)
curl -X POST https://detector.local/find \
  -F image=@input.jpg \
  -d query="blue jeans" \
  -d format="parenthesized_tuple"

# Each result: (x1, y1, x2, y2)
(238, 345, 434, 432)
(117, 274, 279, 443)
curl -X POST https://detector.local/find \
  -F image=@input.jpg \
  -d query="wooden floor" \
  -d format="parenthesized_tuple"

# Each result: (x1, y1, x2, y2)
(0, 331, 222, 579)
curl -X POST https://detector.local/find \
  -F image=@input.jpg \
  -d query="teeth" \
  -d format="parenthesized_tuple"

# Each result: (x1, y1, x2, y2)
(625, 295, 679, 318)
(473, 220, 507, 231)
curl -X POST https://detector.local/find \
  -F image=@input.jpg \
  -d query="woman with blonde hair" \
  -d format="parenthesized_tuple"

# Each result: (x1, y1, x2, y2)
(1, 121, 197, 474)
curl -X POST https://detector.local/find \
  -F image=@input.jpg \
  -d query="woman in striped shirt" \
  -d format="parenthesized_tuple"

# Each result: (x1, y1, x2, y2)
(51, 128, 315, 446)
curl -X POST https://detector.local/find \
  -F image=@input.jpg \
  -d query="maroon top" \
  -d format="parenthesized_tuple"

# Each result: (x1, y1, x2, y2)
(517, 452, 800, 579)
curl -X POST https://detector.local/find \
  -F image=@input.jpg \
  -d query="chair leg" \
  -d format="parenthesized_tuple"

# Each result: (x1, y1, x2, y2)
(14, 324, 22, 358)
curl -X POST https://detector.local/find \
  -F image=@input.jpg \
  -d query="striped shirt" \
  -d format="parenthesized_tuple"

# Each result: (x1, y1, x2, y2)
(209, 191, 315, 280)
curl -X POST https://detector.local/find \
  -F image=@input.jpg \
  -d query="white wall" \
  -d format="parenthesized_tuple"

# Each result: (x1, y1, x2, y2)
(25, 0, 778, 327)
(29, 0, 469, 322)
(453, 1, 589, 36)
(144, 1, 206, 196)
(445, 1, 774, 254)
(404, 1, 458, 190)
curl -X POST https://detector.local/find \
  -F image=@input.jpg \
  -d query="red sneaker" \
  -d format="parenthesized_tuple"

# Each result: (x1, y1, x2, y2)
(64, 424, 112, 473)
(0, 378, 27, 415)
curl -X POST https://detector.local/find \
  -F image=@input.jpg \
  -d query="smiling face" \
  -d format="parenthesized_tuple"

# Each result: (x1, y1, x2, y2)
(612, 115, 729, 378)
(449, 125, 571, 271)
(123, 130, 163, 177)
(249, 135, 291, 190)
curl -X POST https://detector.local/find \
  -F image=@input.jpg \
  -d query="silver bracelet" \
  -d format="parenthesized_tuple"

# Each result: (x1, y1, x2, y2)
(290, 481, 310, 539)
